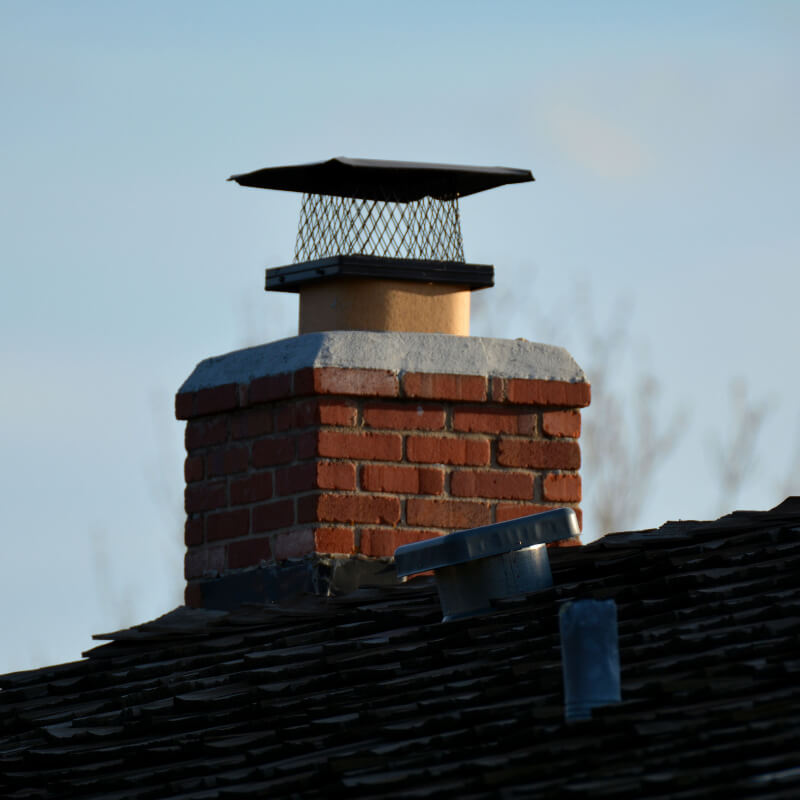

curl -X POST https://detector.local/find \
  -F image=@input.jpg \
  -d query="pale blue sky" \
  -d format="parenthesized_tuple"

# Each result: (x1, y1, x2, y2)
(1, 0, 798, 672)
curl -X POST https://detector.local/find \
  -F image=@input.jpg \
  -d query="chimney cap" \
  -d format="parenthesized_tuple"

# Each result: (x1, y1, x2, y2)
(228, 156, 534, 203)
(394, 508, 579, 578)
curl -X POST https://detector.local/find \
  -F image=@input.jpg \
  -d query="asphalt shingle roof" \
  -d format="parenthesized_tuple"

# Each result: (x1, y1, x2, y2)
(2, 499, 799, 798)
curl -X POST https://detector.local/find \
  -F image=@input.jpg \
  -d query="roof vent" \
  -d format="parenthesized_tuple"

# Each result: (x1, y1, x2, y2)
(394, 508, 579, 622)
(560, 599, 621, 721)
(228, 157, 534, 336)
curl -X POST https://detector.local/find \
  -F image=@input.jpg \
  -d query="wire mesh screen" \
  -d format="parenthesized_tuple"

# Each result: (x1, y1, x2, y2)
(294, 193, 465, 263)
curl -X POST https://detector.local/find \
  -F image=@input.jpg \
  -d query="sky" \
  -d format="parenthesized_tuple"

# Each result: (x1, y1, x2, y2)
(1, 0, 798, 673)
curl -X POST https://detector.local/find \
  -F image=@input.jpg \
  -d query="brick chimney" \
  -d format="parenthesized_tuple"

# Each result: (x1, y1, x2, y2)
(177, 158, 589, 609)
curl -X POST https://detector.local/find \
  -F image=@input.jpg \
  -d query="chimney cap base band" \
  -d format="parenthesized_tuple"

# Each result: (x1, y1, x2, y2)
(229, 156, 534, 202)
(394, 508, 579, 578)
(266, 255, 494, 293)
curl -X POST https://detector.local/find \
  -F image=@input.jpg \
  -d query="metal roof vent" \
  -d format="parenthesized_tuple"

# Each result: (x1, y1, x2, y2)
(228, 157, 534, 336)
(394, 508, 579, 622)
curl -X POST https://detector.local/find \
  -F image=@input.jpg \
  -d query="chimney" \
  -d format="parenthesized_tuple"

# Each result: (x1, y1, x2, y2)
(176, 157, 590, 609)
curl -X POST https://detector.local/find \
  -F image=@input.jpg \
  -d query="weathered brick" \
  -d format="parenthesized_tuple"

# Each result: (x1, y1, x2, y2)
(453, 406, 536, 435)
(506, 379, 591, 408)
(248, 372, 292, 404)
(361, 464, 445, 495)
(451, 470, 534, 500)
(252, 436, 295, 468)
(543, 473, 582, 502)
(184, 517, 204, 546)
(185, 416, 228, 450)
(360, 528, 436, 558)
(230, 471, 273, 505)
(231, 407, 273, 439)
(300, 494, 402, 525)
(185, 481, 226, 513)
(228, 536, 272, 568)
(489, 376, 507, 403)
(406, 498, 491, 529)
(314, 527, 356, 554)
(184, 545, 225, 579)
(272, 528, 315, 560)
(317, 430, 403, 462)
(207, 445, 249, 477)
(277, 398, 358, 430)
(363, 402, 446, 431)
(406, 435, 491, 466)
(403, 372, 487, 402)
(206, 508, 250, 542)
(495, 503, 552, 523)
(497, 439, 581, 469)
(184, 455, 204, 483)
(542, 410, 581, 438)
(252, 499, 295, 532)
(295, 367, 398, 398)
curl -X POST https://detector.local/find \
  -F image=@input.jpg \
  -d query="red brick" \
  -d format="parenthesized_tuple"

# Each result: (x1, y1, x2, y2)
(361, 464, 445, 495)
(490, 377, 507, 403)
(184, 545, 225, 579)
(230, 471, 273, 505)
(194, 383, 240, 416)
(295, 367, 398, 398)
(506, 379, 591, 407)
(252, 499, 295, 532)
(277, 398, 358, 429)
(184, 582, 202, 608)
(403, 372, 487, 402)
(207, 445, 249, 477)
(276, 462, 357, 495)
(185, 416, 228, 450)
(275, 462, 315, 496)
(248, 372, 292, 404)
(360, 528, 436, 558)
(317, 398, 359, 426)
(231, 407, 274, 439)
(296, 430, 318, 460)
(185, 481, 226, 513)
(301, 493, 402, 525)
(453, 407, 536, 435)
(206, 508, 250, 542)
(542, 410, 581, 438)
(549, 536, 582, 548)
(406, 498, 491, 529)
(184, 455, 204, 483)
(252, 436, 295, 467)
(406, 436, 491, 466)
(175, 391, 194, 420)
(364, 402, 446, 431)
(497, 439, 581, 469)
(543, 473, 582, 502)
(496, 503, 552, 523)
(451, 470, 534, 500)
(228, 536, 272, 568)
(318, 430, 403, 462)
(314, 527, 356, 554)
(272, 528, 315, 560)
(317, 461, 357, 490)
(184, 517, 203, 546)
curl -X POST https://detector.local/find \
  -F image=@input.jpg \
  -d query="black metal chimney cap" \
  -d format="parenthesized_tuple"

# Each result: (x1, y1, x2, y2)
(228, 157, 534, 202)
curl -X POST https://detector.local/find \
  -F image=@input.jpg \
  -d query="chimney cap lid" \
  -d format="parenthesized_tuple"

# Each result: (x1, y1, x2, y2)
(394, 508, 579, 578)
(228, 157, 534, 202)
